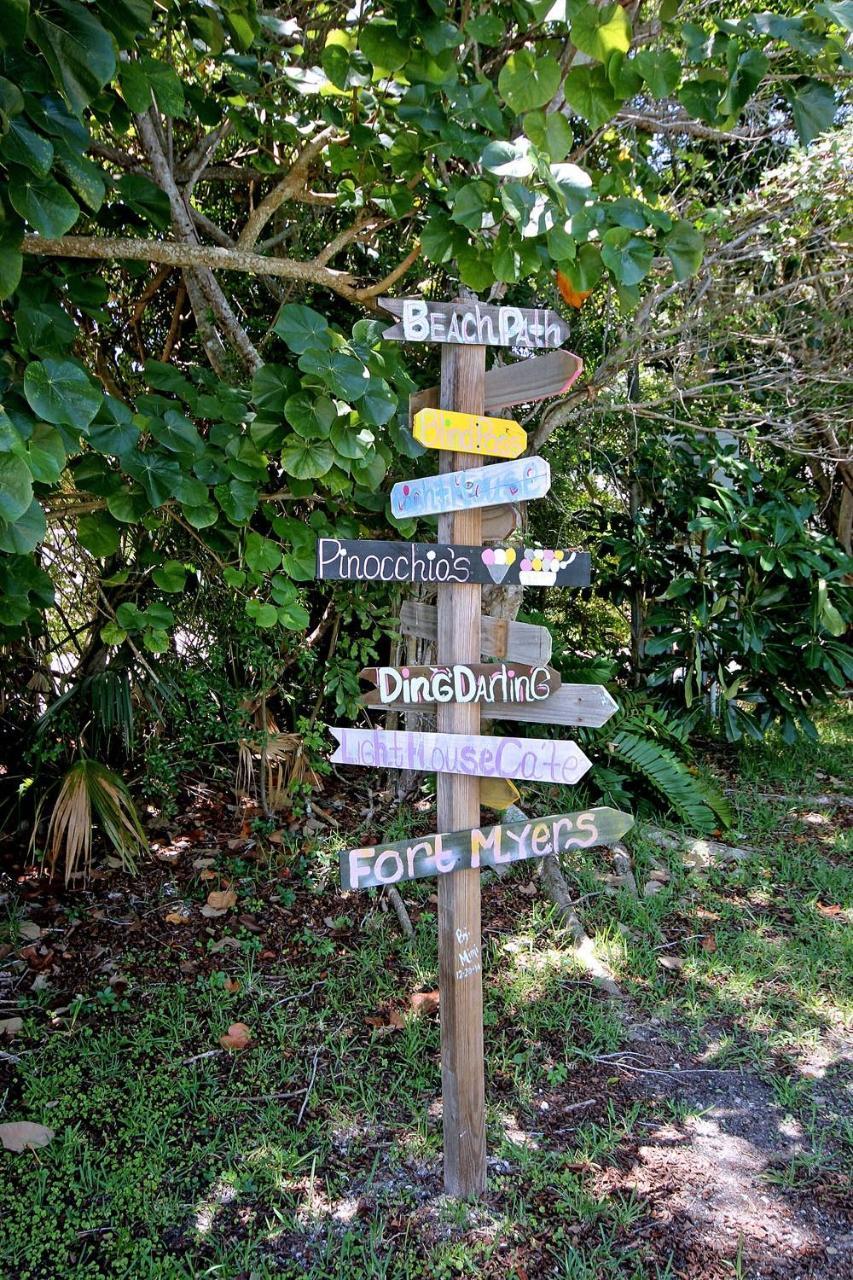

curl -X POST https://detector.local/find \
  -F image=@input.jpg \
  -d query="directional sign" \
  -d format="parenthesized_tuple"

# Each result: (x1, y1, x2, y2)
(329, 727, 591, 786)
(316, 538, 589, 588)
(410, 350, 584, 421)
(413, 408, 527, 459)
(340, 807, 635, 890)
(482, 505, 520, 542)
(399, 600, 553, 666)
(380, 297, 571, 349)
(360, 662, 561, 708)
(363, 680, 618, 729)
(391, 457, 550, 519)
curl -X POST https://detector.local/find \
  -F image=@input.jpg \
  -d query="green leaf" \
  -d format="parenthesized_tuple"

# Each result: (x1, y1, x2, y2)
(140, 57, 184, 118)
(465, 15, 503, 45)
(215, 478, 258, 524)
(0, 119, 53, 176)
(601, 227, 654, 286)
(606, 51, 643, 98)
(785, 79, 837, 144)
(273, 304, 333, 354)
(481, 139, 534, 179)
(53, 139, 105, 211)
(152, 560, 186, 592)
(285, 392, 335, 440)
(116, 601, 144, 630)
(244, 532, 281, 573)
(664, 220, 704, 281)
(633, 48, 681, 99)
(0, 246, 23, 300)
(245, 599, 278, 629)
(571, 3, 631, 62)
(456, 242, 495, 291)
(331, 421, 373, 460)
(281, 436, 335, 481)
(143, 629, 170, 654)
(95, 0, 153, 44)
(523, 110, 573, 162)
(8, 172, 79, 236)
(182, 500, 218, 528)
(351, 451, 387, 490)
(818, 579, 846, 636)
(16, 302, 77, 355)
(359, 20, 408, 71)
(0, 498, 44, 554)
(122, 451, 181, 506)
(107, 488, 149, 522)
(360, 381, 396, 427)
(0, 0, 29, 50)
(719, 49, 768, 117)
(31, 0, 116, 115)
(24, 358, 100, 428)
(115, 174, 172, 229)
(252, 363, 298, 415)
(100, 621, 127, 646)
(562, 65, 620, 127)
(327, 352, 370, 401)
(26, 424, 66, 483)
(120, 62, 152, 114)
(498, 51, 561, 114)
(150, 410, 205, 459)
(451, 180, 495, 230)
(815, 1, 853, 30)
(277, 600, 310, 631)
(562, 242, 604, 291)
(77, 511, 121, 556)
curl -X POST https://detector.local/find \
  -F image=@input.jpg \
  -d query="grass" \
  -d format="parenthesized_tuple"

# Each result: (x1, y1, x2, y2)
(0, 703, 850, 1278)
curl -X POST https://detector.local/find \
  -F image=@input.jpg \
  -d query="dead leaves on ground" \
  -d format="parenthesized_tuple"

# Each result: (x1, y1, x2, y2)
(365, 990, 440, 1035)
(0, 1122, 55, 1152)
(219, 1022, 253, 1051)
(202, 888, 237, 918)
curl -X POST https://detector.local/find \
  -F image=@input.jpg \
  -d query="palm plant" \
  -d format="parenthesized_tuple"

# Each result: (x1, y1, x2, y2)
(32, 759, 148, 885)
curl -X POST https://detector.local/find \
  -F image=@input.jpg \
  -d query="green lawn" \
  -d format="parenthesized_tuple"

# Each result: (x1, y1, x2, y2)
(1, 704, 850, 1278)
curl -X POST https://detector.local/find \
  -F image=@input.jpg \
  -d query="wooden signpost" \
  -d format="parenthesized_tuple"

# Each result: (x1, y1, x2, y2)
(317, 538, 590, 588)
(413, 407, 527, 459)
(409, 349, 584, 422)
(320, 293, 629, 1202)
(341, 808, 634, 890)
(399, 600, 553, 665)
(391, 456, 550, 519)
(359, 662, 561, 708)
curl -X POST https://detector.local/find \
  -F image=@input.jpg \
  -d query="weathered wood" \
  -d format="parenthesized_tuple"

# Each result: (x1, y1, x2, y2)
(340, 807, 635, 890)
(391, 457, 550, 519)
(359, 662, 561, 708)
(409, 350, 584, 421)
(329, 727, 592, 786)
(379, 297, 570, 348)
(317, 538, 589, 588)
(399, 599, 553, 666)
(364, 681, 618, 729)
(482, 505, 520, 542)
(413, 408, 527, 459)
(436, 339, 486, 1199)
(479, 777, 520, 811)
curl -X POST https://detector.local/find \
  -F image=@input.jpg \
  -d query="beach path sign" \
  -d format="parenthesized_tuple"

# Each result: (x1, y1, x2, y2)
(379, 297, 570, 349)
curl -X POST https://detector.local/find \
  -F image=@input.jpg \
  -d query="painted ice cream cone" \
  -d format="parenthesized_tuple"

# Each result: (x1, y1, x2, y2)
(481, 547, 516, 584)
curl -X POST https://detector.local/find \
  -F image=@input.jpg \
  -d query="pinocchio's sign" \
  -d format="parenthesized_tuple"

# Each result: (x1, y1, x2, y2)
(341, 806, 635, 890)
(316, 538, 590, 588)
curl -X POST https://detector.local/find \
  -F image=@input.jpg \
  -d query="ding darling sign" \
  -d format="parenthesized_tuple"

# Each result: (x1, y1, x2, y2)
(341, 807, 636, 890)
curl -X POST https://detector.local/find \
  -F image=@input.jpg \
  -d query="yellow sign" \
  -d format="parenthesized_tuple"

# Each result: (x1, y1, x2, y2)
(413, 408, 527, 459)
(480, 777, 521, 811)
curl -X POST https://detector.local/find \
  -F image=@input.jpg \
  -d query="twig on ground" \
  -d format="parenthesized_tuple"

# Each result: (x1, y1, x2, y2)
(611, 842, 639, 897)
(181, 1048, 223, 1066)
(384, 885, 415, 939)
(270, 981, 324, 1008)
(297, 1049, 321, 1126)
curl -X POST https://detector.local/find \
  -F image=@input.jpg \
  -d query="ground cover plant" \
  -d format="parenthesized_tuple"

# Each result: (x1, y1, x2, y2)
(1, 703, 850, 1279)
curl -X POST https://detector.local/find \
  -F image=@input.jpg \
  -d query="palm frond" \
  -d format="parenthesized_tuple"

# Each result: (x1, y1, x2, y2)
(35, 759, 147, 884)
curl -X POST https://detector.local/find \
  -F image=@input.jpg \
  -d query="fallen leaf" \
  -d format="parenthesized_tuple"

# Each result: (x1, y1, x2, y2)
(165, 911, 191, 925)
(643, 880, 664, 897)
(700, 935, 717, 953)
(518, 882, 538, 897)
(207, 888, 237, 912)
(200, 905, 227, 919)
(816, 902, 843, 918)
(20, 945, 54, 970)
(555, 269, 592, 309)
(18, 921, 41, 941)
(199, 869, 217, 882)
(224, 978, 240, 994)
(410, 991, 440, 1016)
(219, 1022, 253, 1051)
(0, 1121, 55, 1152)
(658, 955, 684, 972)
(0, 1017, 23, 1036)
(192, 857, 216, 870)
(209, 936, 241, 953)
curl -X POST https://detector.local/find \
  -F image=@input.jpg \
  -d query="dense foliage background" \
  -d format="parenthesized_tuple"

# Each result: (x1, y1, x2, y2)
(0, 0, 850, 866)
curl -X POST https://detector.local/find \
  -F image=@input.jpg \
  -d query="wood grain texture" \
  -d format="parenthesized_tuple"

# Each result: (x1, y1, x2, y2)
(481, 504, 520, 541)
(399, 599, 553, 666)
(437, 339, 486, 1200)
(409, 350, 584, 420)
(340, 807, 635, 889)
(379, 297, 570, 348)
(364, 682, 619, 728)
(317, 538, 590, 588)
(413, 407, 526, 458)
(359, 662, 561, 707)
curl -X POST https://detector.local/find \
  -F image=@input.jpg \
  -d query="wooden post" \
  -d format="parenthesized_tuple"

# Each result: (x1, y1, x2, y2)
(436, 339, 487, 1198)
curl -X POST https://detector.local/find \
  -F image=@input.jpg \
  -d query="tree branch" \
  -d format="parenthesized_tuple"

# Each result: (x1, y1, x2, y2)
(236, 126, 340, 250)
